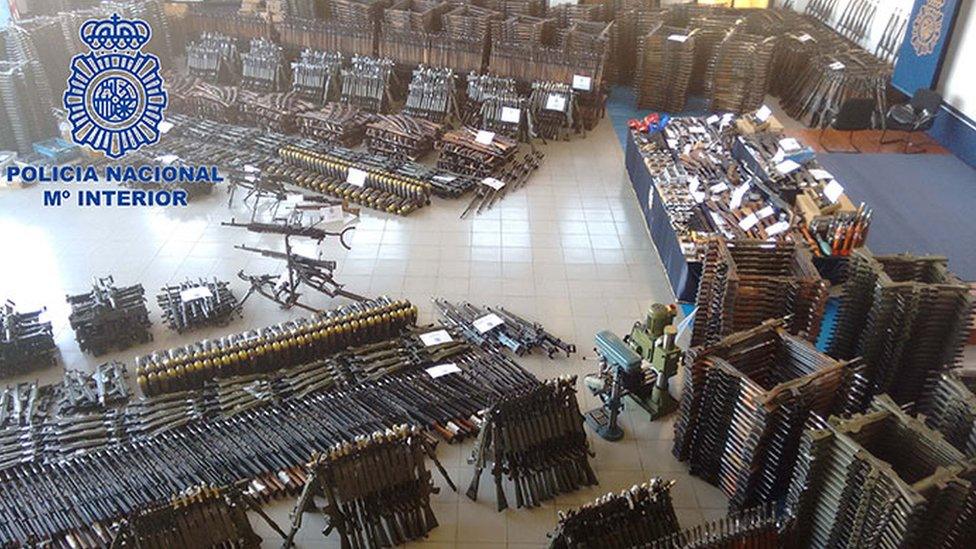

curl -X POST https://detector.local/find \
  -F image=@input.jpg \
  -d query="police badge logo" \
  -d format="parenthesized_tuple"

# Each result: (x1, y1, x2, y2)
(911, 0, 945, 57)
(63, 14, 168, 158)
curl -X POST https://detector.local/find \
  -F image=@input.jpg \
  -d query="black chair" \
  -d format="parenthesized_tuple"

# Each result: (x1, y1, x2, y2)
(881, 88, 942, 153)
(819, 98, 876, 153)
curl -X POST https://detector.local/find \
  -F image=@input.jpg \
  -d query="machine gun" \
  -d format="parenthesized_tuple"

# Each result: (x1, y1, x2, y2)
(226, 167, 290, 221)
(584, 304, 681, 441)
(223, 215, 363, 312)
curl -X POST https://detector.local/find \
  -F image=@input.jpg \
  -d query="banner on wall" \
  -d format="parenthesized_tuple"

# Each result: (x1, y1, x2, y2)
(892, 0, 965, 95)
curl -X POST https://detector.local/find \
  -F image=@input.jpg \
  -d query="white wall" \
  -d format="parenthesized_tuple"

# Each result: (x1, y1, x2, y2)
(938, 0, 976, 121)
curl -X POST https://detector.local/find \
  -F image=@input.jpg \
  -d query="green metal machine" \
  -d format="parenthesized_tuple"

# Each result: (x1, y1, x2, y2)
(584, 304, 681, 440)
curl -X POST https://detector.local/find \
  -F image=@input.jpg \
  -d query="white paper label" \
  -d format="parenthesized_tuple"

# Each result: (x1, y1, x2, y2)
(481, 177, 505, 190)
(829, 61, 846, 71)
(426, 363, 461, 379)
(767, 221, 791, 236)
(710, 182, 729, 194)
(285, 193, 303, 204)
(738, 213, 759, 231)
(572, 74, 592, 91)
(244, 174, 257, 183)
(692, 191, 706, 203)
(244, 164, 260, 173)
(710, 212, 726, 226)
(779, 138, 801, 152)
(475, 130, 495, 145)
(776, 160, 801, 175)
(823, 180, 845, 204)
(500, 107, 521, 123)
(756, 105, 772, 123)
(667, 139, 679, 149)
(809, 168, 833, 181)
(706, 115, 720, 125)
(420, 330, 453, 347)
(180, 287, 213, 302)
(545, 94, 567, 112)
(688, 176, 701, 193)
(346, 168, 367, 187)
(730, 183, 750, 209)
(321, 205, 345, 223)
(771, 149, 785, 165)
(473, 313, 505, 333)
(158, 121, 174, 134)
(798, 33, 813, 43)
(668, 34, 689, 43)
(757, 205, 776, 220)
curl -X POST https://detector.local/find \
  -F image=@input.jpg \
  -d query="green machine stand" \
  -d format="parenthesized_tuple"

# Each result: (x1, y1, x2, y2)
(584, 304, 680, 438)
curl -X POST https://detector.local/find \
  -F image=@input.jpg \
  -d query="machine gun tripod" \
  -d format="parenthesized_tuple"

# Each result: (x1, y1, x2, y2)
(226, 167, 292, 222)
(584, 304, 681, 441)
(223, 212, 364, 313)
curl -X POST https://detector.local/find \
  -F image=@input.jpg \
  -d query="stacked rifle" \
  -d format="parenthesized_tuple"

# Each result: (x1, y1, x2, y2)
(459, 150, 543, 217)
(403, 66, 458, 123)
(340, 56, 395, 113)
(0, 301, 56, 376)
(0, 58, 57, 154)
(434, 299, 575, 358)
(674, 319, 870, 510)
(779, 49, 889, 128)
(529, 81, 575, 140)
(134, 298, 417, 395)
(828, 251, 973, 405)
(241, 37, 287, 92)
(917, 372, 976, 457)
(179, 81, 240, 123)
(291, 49, 343, 103)
(156, 278, 242, 334)
(275, 144, 432, 215)
(112, 485, 262, 548)
(277, 18, 375, 58)
(463, 73, 522, 130)
(706, 32, 778, 114)
(548, 479, 682, 548)
(467, 377, 597, 510)
(237, 90, 318, 133)
(365, 114, 443, 159)
(635, 25, 695, 112)
(786, 396, 976, 548)
(296, 103, 374, 146)
(649, 504, 784, 549)
(691, 238, 828, 348)
(186, 32, 239, 83)
(66, 276, 152, 356)
(283, 425, 441, 547)
(436, 127, 519, 178)
(60, 362, 130, 413)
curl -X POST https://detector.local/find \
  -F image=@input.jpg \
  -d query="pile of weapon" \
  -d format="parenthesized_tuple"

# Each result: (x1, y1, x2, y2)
(828, 251, 974, 405)
(156, 278, 242, 334)
(691, 238, 828, 348)
(340, 56, 395, 113)
(803, 204, 872, 258)
(385, 0, 447, 31)
(66, 276, 152, 356)
(277, 18, 375, 58)
(635, 25, 695, 112)
(241, 37, 287, 92)
(275, 144, 432, 215)
(403, 66, 458, 123)
(237, 90, 318, 133)
(459, 150, 543, 217)
(674, 319, 870, 510)
(291, 49, 343, 103)
(649, 504, 784, 549)
(467, 377, 596, 510)
(917, 372, 976, 457)
(433, 299, 575, 358)
(178, 81, 240, 123)
(283, 425, 442, 547)
(60, 362, 130, 413)
(479, 92, 533, 141)
(186, 32, 239, 83)
(365, 113, 443, 159)
(463, 73, 519, 125)
(706, 32, 777, 114)
(786, 395, 976, 548)
(444, 4, 499, 44)
(112, 485, 263, 548)
(436, 127, 519, 178)
(296, 102, 374, 146)
(548, 478, 681, 548)
(181, 9, 273, 43)
(529, 81, 575, 140)
(0, 301, 56, 376)
(0, 24, 60, 154)
(134, 298, 417, 395)
(488, 40, 603, 84)
(224, 213, 364, 312)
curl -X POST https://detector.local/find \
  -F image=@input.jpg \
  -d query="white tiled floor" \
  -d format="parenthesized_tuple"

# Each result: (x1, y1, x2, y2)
(0, 115, 729, 547)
